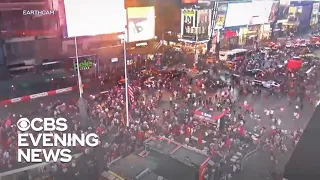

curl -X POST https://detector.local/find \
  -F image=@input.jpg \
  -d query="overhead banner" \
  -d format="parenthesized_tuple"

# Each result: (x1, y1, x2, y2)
(196, 9, 210, 40)
(181, 9, 196, 40)
(215, 3, 228, 29)
(63, 0, 126, 37)
(127, 6, 155, 42)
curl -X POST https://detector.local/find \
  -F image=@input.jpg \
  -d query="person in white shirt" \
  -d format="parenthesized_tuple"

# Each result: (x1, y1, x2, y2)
(266, 109, 270, 116)
(173, 91, 178, 99)
(270, 109, 274, 115)
(3, 151, 9, 160)
(277, 119, 281, 126)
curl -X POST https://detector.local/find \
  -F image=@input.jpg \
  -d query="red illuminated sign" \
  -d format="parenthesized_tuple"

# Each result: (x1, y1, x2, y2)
(182, 0, 198, 4)
(1, 30, 57, 37)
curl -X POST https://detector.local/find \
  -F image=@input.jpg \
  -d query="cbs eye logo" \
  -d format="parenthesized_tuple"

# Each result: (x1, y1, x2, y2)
(17, 118, 31, 131)
(16, 118, 68, 132)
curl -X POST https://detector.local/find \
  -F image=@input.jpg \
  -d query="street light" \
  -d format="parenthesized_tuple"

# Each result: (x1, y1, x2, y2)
(74, 36, 88, 128)
(74, 36, 83, 97)
(118, 31, 130, 127)
(194, 27, 199, 64)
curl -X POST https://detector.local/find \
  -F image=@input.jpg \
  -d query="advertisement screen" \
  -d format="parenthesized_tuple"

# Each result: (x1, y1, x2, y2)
(181, 9, 196, 40)
(197, 9, 210, 40)
(182, 0, 198, 4)
(64, 0, 126, 37)
(215, 3, 228, 29)
(249, 1, 273, 25)
(224, 3, 251, 27)
(127, 7, 155, 42)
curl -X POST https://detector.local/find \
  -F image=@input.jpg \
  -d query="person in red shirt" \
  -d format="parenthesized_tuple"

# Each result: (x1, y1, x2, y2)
(238, 126, 245, 136)
(225, 137, 231, 149)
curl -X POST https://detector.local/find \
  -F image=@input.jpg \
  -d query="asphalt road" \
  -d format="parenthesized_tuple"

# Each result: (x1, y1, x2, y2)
(235, 47, 320, 180)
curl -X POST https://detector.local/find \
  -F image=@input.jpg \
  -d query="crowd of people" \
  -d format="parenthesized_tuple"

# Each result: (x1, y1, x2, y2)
(0, 33, 319, 180)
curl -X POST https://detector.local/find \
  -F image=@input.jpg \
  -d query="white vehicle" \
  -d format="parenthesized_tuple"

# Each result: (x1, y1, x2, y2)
(262, 80, 280, 88)
(219, 49, 247, 61)
(285, 42, 293, 48)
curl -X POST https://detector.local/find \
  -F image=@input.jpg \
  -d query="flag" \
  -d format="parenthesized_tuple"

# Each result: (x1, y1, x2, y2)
(128, 85, 134, 103)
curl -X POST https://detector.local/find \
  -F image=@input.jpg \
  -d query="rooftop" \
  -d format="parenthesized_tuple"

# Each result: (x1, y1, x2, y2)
(283, 105, 320, 180)
(108, 150, 196, 180)
(171, 145, 209, 167)
(107, 136, 210, 180)
(144, 137, 180, 154)
(108, 154, 157, 179)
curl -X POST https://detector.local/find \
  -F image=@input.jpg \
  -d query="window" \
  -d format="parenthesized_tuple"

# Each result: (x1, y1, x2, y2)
(5, 41, 34, 58)
(9, 66, 35, 76)
(41, 61, 63, 71)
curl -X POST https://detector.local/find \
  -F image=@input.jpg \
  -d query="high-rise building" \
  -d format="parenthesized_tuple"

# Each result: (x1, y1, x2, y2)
(0, 0, 61, 74)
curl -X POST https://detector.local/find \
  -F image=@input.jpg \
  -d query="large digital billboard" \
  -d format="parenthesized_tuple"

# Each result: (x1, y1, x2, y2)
(215, 3, 228, 29)
(196, 9, 210, 40)
(127, 6, 155, 42)
(249, 1, 273, 25)
(224, 3, 252, 27)
(63, 0, 126, 37)
(181, 9, 196, 40)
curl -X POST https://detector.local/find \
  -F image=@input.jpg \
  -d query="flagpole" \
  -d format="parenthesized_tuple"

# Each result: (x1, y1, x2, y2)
(74, 36, 83, 97)
(122, 30, 130, 127)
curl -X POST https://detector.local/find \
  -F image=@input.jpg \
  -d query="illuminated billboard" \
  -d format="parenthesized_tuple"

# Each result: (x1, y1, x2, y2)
(215, 3, 228, 29)
(181, 9, 196, 40)
(127, 6, 155, 42)
(196, 9, 210, 40)
(249, 1, 273, 25)
(225, 3, 252, 27)
(182, 0, 198, 4)
(63, 0, 126, 37)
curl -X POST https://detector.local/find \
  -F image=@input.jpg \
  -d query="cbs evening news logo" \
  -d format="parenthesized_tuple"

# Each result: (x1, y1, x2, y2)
(17, 118, 99, 163)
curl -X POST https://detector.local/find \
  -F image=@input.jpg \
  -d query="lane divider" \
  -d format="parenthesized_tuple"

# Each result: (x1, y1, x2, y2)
(0, 84, 87, 105)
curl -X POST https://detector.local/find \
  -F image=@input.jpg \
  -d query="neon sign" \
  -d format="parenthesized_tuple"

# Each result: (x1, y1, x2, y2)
(74, 60, 93, 70)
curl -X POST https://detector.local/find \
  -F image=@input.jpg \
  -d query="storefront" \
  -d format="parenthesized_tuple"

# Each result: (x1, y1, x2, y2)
(238, 27, 247, 45)
(246, 25, 260, 45)
(126, 53, 162, 69)
(220, 28, 239, 50)
(274, 19, 288, 37)
(259, 24, 271, 40)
